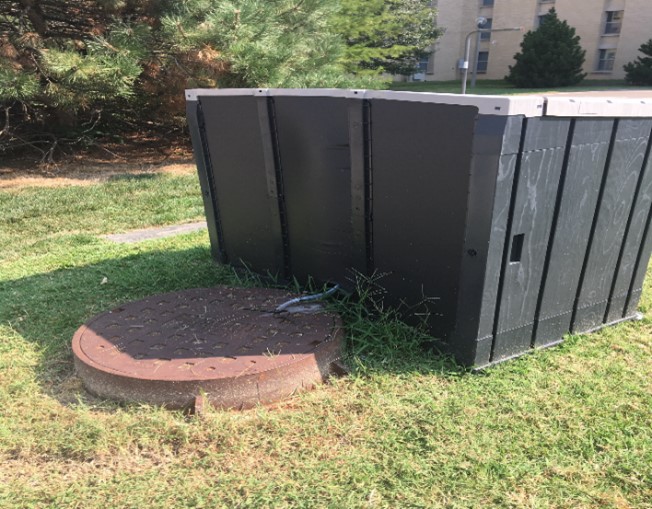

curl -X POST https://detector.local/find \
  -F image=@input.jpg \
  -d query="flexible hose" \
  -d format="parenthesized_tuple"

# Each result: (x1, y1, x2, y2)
(274, 284, 341, 313)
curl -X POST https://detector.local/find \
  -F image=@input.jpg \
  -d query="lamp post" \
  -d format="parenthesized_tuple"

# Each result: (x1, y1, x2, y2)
(471, 17, 488, 90)
(461, 27, 522, 94)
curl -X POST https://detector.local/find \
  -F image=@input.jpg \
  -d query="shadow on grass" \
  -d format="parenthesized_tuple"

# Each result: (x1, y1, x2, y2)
(0, 245, 464, 408)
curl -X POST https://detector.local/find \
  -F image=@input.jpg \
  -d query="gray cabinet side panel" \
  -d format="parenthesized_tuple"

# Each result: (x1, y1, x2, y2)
(370, 100, 478, 340)
(533, 119, 614, 347)
(186, 100, 222, 262)
(273, 97, 355, 284)
(198, 96, 284, 275)
(469, 117, 524, 366)
(348, 100, 370, 277)
(573, 119, 652, 333)
(606, 127, 652, 322)
(477, 154, 518, 340)
(492, 118, 570, 362)
(625, 211, 652, 317)
(448, 115, 516, 367)
(477, 117, 524, 340)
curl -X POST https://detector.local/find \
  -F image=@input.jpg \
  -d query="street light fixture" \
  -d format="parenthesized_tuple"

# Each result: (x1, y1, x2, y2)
(461, 26, 522, 94)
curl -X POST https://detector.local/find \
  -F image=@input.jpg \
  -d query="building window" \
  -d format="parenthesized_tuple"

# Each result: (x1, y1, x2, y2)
(480, 18, 493, 41)
(604, 11, 623, 35)
(482, 0, 494, 6)
(477, 51, 489, 73)
(597, 49, 616, 71)
(417, 54, 430, 73)
(411, 54, 431, 80)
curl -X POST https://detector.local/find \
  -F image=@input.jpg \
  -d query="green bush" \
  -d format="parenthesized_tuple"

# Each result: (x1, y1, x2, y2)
(334, 0, 440, 76)
(624, 39, 652, 86)
(0, 0, 443, 159)
(506, 8, 586, 88)
(0, 0, 368, 156)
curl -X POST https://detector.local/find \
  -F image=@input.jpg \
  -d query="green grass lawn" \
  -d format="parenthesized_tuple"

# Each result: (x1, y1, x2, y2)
(1, 174, 652, 508)
(389, 79, 652, 95)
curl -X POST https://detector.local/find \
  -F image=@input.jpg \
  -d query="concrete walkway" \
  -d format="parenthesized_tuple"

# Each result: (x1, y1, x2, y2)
(103, 221, 207, 243)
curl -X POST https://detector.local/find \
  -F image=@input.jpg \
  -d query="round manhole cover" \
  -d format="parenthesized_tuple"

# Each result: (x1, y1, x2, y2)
(72, 286, 344, 409)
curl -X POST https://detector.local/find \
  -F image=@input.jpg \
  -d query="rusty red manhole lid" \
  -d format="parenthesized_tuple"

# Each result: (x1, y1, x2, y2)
(72, 286, 344, 409)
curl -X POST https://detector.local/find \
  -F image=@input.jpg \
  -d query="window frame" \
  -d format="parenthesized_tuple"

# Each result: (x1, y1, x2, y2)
(480, 18, 493, 41)
(597, 49, 616, 72)
(604, 11, 623, 35)
(476, 51, 489, 74)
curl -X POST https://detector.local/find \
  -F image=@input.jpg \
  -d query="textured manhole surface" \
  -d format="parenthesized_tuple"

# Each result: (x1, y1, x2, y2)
(72, 286, 343, 409)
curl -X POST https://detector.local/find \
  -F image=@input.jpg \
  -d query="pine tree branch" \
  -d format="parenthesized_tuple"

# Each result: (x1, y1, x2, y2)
(17, 0, 47, 34)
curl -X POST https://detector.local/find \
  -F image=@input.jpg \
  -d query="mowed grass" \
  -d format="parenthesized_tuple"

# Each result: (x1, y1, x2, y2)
(389, 79, 652, 95)
(1, 173, 652, 508)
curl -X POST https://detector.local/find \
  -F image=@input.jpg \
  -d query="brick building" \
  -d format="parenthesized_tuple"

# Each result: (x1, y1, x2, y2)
(420, 0, 651, 81)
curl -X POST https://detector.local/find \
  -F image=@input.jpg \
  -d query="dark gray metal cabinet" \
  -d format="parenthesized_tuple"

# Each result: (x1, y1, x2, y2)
(186, 89, 652, 368)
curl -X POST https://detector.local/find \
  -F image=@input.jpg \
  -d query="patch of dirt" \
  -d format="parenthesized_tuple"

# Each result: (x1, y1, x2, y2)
(0, 132, 197, 188)
(0, 161, 197, 189)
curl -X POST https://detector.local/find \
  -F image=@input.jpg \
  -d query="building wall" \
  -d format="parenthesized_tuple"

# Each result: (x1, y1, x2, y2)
(481, 0, 538, 80)
(430, 0, 479, 80)
(610, 0, 652, 79)
(425, 0, 652, 82)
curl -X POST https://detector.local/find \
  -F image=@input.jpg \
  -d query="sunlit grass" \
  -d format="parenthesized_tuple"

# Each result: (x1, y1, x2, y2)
(1, 175, 651, 508)
(389, 79, 652, 95)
